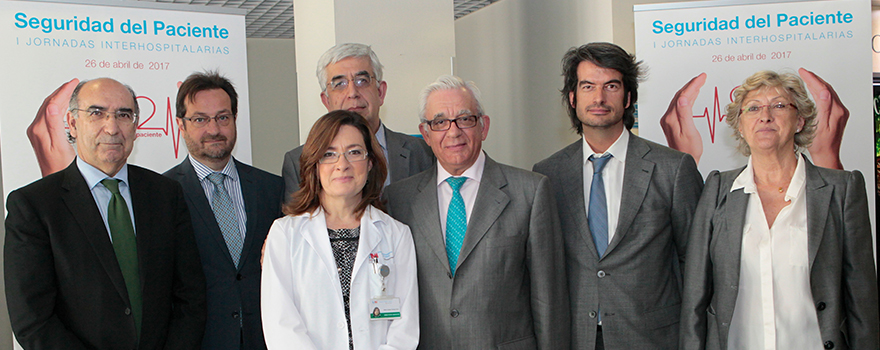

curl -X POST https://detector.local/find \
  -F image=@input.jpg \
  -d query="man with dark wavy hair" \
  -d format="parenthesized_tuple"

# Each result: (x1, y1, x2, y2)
(534, 42, 703, 349)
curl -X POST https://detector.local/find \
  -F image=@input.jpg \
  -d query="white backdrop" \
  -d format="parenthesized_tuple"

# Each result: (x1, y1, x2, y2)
(0, 0, 251, 201)
(634, 0, 874, 229)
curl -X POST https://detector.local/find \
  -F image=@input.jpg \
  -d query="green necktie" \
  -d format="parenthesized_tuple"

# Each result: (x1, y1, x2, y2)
(101, 178, 142, 338)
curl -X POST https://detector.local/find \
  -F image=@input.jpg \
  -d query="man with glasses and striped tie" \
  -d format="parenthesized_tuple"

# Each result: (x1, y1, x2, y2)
(5, 77, 206, 349)
(164, 71, 283, 350)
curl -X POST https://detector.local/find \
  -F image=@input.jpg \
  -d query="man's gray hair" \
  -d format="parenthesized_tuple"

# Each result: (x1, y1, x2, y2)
(66, 78, 139, 143)
(418, 75, 485, 122)
(316, 43, 384, 91)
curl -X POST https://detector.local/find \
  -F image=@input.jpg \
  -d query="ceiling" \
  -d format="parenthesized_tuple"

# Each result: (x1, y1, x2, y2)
(132, 0, 499, 38)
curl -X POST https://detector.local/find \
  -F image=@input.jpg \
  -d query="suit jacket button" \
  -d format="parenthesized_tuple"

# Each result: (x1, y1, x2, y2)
(824, 341, 834, 349)
(597, 270, 606, 278)
(236, 273, 243, 281)
(450, 309, 459, 318)
(816, 302, 826, 311)
(589, 311, 597, 318)
(232, 311, 240, 319)
(124, 308, 131, 315)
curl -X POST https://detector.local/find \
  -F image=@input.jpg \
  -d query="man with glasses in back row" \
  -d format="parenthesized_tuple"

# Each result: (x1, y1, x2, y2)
(165, 71, 283, 350)
(5, 77, 206, 349)
(281, 43, 434, 200)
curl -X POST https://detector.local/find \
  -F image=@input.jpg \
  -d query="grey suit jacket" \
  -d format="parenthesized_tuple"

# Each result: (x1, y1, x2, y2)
(164, 157, 283, 350)
(533, 132, 703, 349)
(384, 155, 570, 350)
(282, 125, 433, 201)
(680, 157, 879, 350)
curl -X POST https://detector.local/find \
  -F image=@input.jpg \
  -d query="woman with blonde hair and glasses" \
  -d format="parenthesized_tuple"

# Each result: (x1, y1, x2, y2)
(680, 71, 878, 350)
(262, 110, 418, 349)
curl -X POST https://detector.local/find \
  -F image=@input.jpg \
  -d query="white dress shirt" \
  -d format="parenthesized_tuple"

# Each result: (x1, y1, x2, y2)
(77, 157, 136, 240)
(728, 154, 822, 350)
(582, 130, 628, 243)
(189, 156, 248, 239)
(436, 151, 486, 242)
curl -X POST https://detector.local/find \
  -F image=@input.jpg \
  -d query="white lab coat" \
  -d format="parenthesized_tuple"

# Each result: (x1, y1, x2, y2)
(261, 205, 419, 350)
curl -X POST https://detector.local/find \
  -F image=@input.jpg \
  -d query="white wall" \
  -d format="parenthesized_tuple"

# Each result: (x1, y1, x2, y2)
(453, 0, 614, 169)
(246, 38, 299, 175)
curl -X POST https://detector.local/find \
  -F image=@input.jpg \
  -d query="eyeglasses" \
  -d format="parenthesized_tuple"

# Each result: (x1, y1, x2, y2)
(327, 74, 375, 91)
(424, 115, 480, 132)
(71, 108, 138, 124)
(319, 149, 369, 164)
(741, 102, 797, 116)
(181, 114, 236, 128)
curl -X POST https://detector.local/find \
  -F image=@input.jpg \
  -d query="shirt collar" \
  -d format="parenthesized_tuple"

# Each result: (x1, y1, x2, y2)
(436, 150, 486, 187)
(731, 153, 805, 201)
(77, 156, 129, 190)
(188, 156, 238, 182)
(375, 122, 387, 152)
(582, 129, 629, 165)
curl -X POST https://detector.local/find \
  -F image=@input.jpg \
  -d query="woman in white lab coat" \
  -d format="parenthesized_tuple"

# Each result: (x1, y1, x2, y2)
(261, 110, 419, 350)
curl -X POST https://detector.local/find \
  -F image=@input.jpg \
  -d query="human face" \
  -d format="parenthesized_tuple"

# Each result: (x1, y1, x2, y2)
(419, 88, 489, 176)
(569, 60, 630, 133)
(320, 56, 387, 131)
(67, 78, 137, 176)
(737, 87, 804, 155)
(179, 89, 237, 170)
(318, 125, 373, 203)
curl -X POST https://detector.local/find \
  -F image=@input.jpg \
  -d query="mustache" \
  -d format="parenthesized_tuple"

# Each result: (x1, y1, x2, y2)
(585, 103, 612, 110)
(96, 136, 124, 144)
(201, 135, 227, 143)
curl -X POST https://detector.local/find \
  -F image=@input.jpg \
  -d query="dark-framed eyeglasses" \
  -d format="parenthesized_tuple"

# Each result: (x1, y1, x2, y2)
(424, 115, 480, 131)
(181, 114, 236, 128)
(71, 108, 138, 124)
(327, 74, 375, 92)
(319, 148, 369, 164)
(741, 102, 797, 116)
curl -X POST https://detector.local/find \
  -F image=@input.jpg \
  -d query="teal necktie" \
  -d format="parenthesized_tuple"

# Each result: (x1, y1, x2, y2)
(445, 177, 467, 276)
(101, 178, 142, 338)
(207, 172, 243, 268)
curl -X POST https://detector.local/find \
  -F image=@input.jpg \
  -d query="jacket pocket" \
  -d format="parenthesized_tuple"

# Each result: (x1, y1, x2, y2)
(497, 335, 537, 350)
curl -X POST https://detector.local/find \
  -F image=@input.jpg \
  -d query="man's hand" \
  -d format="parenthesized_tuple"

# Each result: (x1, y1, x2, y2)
(799, 68, 847, 170)
(28, 78, 78, 177)
(660, 73, 706, 165)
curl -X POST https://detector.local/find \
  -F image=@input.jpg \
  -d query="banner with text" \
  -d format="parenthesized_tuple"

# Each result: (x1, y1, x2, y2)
(0, 0, 250, 199)
(634, 0, 874, 221)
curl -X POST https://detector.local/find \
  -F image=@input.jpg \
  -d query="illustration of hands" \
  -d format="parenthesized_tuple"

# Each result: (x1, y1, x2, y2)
(28, 78, 78, 177)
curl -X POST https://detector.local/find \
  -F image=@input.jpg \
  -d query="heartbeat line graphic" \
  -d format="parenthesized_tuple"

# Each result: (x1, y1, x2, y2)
(691, 86, 732, 143)
(136, 96, 184, 158)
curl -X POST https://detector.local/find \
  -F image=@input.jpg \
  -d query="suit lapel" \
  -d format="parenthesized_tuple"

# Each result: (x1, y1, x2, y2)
(457, 157, 510, 269)
(236, 161, 259, 270)
(803, 160, 831, 267)
(62, 163, 132, 304)
(608, 134, 654, 256)
(384, 129, 411, 182)
(177, 159, 237, 268)
(410, 166, 451, 273)
(128, 166, 154, 291)
(558, 141, 601, 259)
(352, 207, 382, 282)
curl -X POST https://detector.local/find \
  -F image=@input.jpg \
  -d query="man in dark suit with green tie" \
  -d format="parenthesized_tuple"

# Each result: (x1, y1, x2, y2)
(5, 77, 206, 349)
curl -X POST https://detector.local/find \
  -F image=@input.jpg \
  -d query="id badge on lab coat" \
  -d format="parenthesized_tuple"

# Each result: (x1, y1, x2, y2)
(369, 253, 401, 320)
